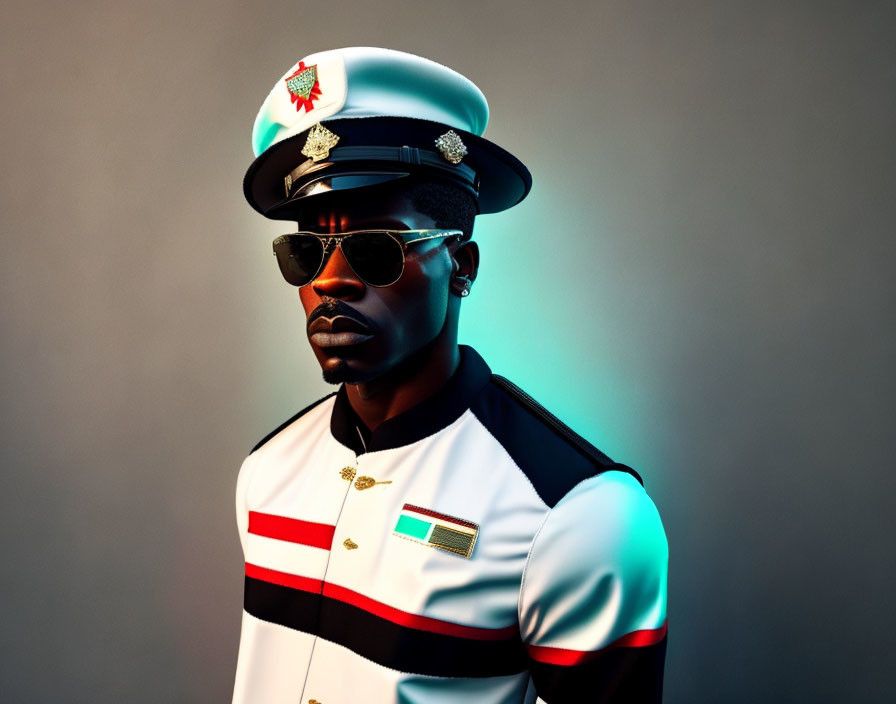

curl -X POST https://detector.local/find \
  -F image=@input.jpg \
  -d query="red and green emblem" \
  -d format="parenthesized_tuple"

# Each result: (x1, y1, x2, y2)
(285, 61, 321, 112)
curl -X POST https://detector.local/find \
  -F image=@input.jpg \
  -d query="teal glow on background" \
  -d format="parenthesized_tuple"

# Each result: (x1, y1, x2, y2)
(459, 174, 668, 490)
(459, 188, 646, 462)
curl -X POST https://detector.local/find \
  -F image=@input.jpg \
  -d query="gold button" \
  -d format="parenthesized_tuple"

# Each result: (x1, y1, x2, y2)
(343, 538, 358, 550)
(309, 700, 322, 704)
(354, 475, 392, 490)
(339, 466, 357, 481)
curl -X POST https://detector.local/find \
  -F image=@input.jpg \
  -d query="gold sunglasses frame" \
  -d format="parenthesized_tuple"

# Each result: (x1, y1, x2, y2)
(272, 229, 464, 287)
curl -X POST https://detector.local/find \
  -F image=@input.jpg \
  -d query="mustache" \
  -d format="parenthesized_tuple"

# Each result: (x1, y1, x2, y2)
(307, 298, 374, 330)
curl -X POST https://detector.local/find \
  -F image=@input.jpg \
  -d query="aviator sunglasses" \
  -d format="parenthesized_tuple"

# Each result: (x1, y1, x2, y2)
(272, 229, 463, 288)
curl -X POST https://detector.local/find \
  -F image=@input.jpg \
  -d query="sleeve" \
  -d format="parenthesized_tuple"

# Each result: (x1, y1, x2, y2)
(518, 470, 668, 704)
(235, 453, 258, 559)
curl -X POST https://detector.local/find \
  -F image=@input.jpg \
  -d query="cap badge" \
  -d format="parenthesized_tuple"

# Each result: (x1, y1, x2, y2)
(285, 61, 321, 113)
(434, 130, 468, 165)
(301, 123, 340, 162)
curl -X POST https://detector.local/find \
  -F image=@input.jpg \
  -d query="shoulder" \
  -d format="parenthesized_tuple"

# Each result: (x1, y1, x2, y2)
(518, 471, 668, 694)
(521, 470, 668, 622)
(537, 471, 667, 567)
(248, 391, 337, 455)
(469, 374, 642, 507)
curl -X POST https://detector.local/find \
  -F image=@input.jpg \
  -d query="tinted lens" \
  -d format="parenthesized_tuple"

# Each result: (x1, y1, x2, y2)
(341, 231, 405, 286)
(273, 235, 324, 287)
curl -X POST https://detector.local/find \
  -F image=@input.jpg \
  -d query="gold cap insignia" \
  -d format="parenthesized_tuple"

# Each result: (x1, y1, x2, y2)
(302, 123, 340, 162)
(434, 130, 468, 164)
(343, 538, 358, 550)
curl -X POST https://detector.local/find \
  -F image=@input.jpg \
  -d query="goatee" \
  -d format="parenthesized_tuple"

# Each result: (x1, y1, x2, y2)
(322, 359, 349, 384)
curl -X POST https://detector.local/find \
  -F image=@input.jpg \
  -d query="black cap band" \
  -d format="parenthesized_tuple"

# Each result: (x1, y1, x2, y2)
(284, 146, 478, 196)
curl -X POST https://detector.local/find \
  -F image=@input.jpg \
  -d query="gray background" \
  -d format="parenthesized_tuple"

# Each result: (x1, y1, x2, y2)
(2, 1, 894, 702)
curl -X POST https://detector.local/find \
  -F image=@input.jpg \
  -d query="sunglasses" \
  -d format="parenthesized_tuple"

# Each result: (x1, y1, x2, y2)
(272, 229, 463, 287)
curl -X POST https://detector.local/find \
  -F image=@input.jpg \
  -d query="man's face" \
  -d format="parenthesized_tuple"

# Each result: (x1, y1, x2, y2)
(296, 186, 457, 385)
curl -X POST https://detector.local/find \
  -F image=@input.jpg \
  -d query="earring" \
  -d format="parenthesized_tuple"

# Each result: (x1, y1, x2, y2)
(457, 276, 471, 297)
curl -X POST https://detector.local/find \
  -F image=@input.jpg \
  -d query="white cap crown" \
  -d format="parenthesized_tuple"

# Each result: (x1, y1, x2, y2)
(251, 47, 490, 158)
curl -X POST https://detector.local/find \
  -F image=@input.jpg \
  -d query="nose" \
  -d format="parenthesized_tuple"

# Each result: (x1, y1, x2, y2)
(310, 240, 366, 300)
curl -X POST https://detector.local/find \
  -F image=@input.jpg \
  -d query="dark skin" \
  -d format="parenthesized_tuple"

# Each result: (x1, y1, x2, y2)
(296, 186, 479, 433)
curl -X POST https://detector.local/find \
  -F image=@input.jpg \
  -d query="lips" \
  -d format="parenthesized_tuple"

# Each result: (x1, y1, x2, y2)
(308, 315, 371, 335)
(308, 315, 373, 348)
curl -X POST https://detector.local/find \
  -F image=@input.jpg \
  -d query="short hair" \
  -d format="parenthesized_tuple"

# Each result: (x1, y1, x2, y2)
(402, 178, 477, 242)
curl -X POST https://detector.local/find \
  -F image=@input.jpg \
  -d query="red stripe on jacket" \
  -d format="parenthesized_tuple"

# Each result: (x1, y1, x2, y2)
(525, 620, 668, 665)
(248, 511, 335, 550)
(245, 563, 324, 593)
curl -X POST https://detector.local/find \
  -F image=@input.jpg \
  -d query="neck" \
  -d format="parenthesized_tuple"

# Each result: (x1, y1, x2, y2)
(344, 315, 461, 432)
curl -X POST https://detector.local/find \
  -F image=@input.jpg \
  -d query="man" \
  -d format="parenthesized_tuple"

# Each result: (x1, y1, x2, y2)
(233, 47, 668, 703)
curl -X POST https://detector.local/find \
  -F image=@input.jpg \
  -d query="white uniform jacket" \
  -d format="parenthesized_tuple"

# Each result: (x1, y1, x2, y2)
(232, 345, 668, 704)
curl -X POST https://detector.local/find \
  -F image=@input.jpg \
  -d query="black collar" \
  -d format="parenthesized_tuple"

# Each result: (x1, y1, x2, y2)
(330, 344, 492, 455)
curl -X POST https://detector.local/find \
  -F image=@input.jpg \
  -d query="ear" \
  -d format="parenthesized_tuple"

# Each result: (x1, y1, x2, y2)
(449, 239, 479, 297)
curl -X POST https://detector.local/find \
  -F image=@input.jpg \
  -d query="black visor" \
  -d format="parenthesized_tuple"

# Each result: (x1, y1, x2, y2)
(291, 171, 411, 200)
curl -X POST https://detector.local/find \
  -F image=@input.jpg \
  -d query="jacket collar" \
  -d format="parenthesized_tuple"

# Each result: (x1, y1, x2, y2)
(330, 344, 492, 455)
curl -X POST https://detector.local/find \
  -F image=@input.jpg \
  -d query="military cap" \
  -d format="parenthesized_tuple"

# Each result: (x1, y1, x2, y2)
(243, 46, 532, 219)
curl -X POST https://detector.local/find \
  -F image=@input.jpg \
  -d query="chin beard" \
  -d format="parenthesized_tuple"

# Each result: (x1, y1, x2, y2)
(322, 361, 348, 384)
(321, 358, 372, 385)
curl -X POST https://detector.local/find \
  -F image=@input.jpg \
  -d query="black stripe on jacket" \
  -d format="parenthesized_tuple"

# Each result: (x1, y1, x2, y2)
(527, 636, 667, 703)
(244, 576, 528, 678)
